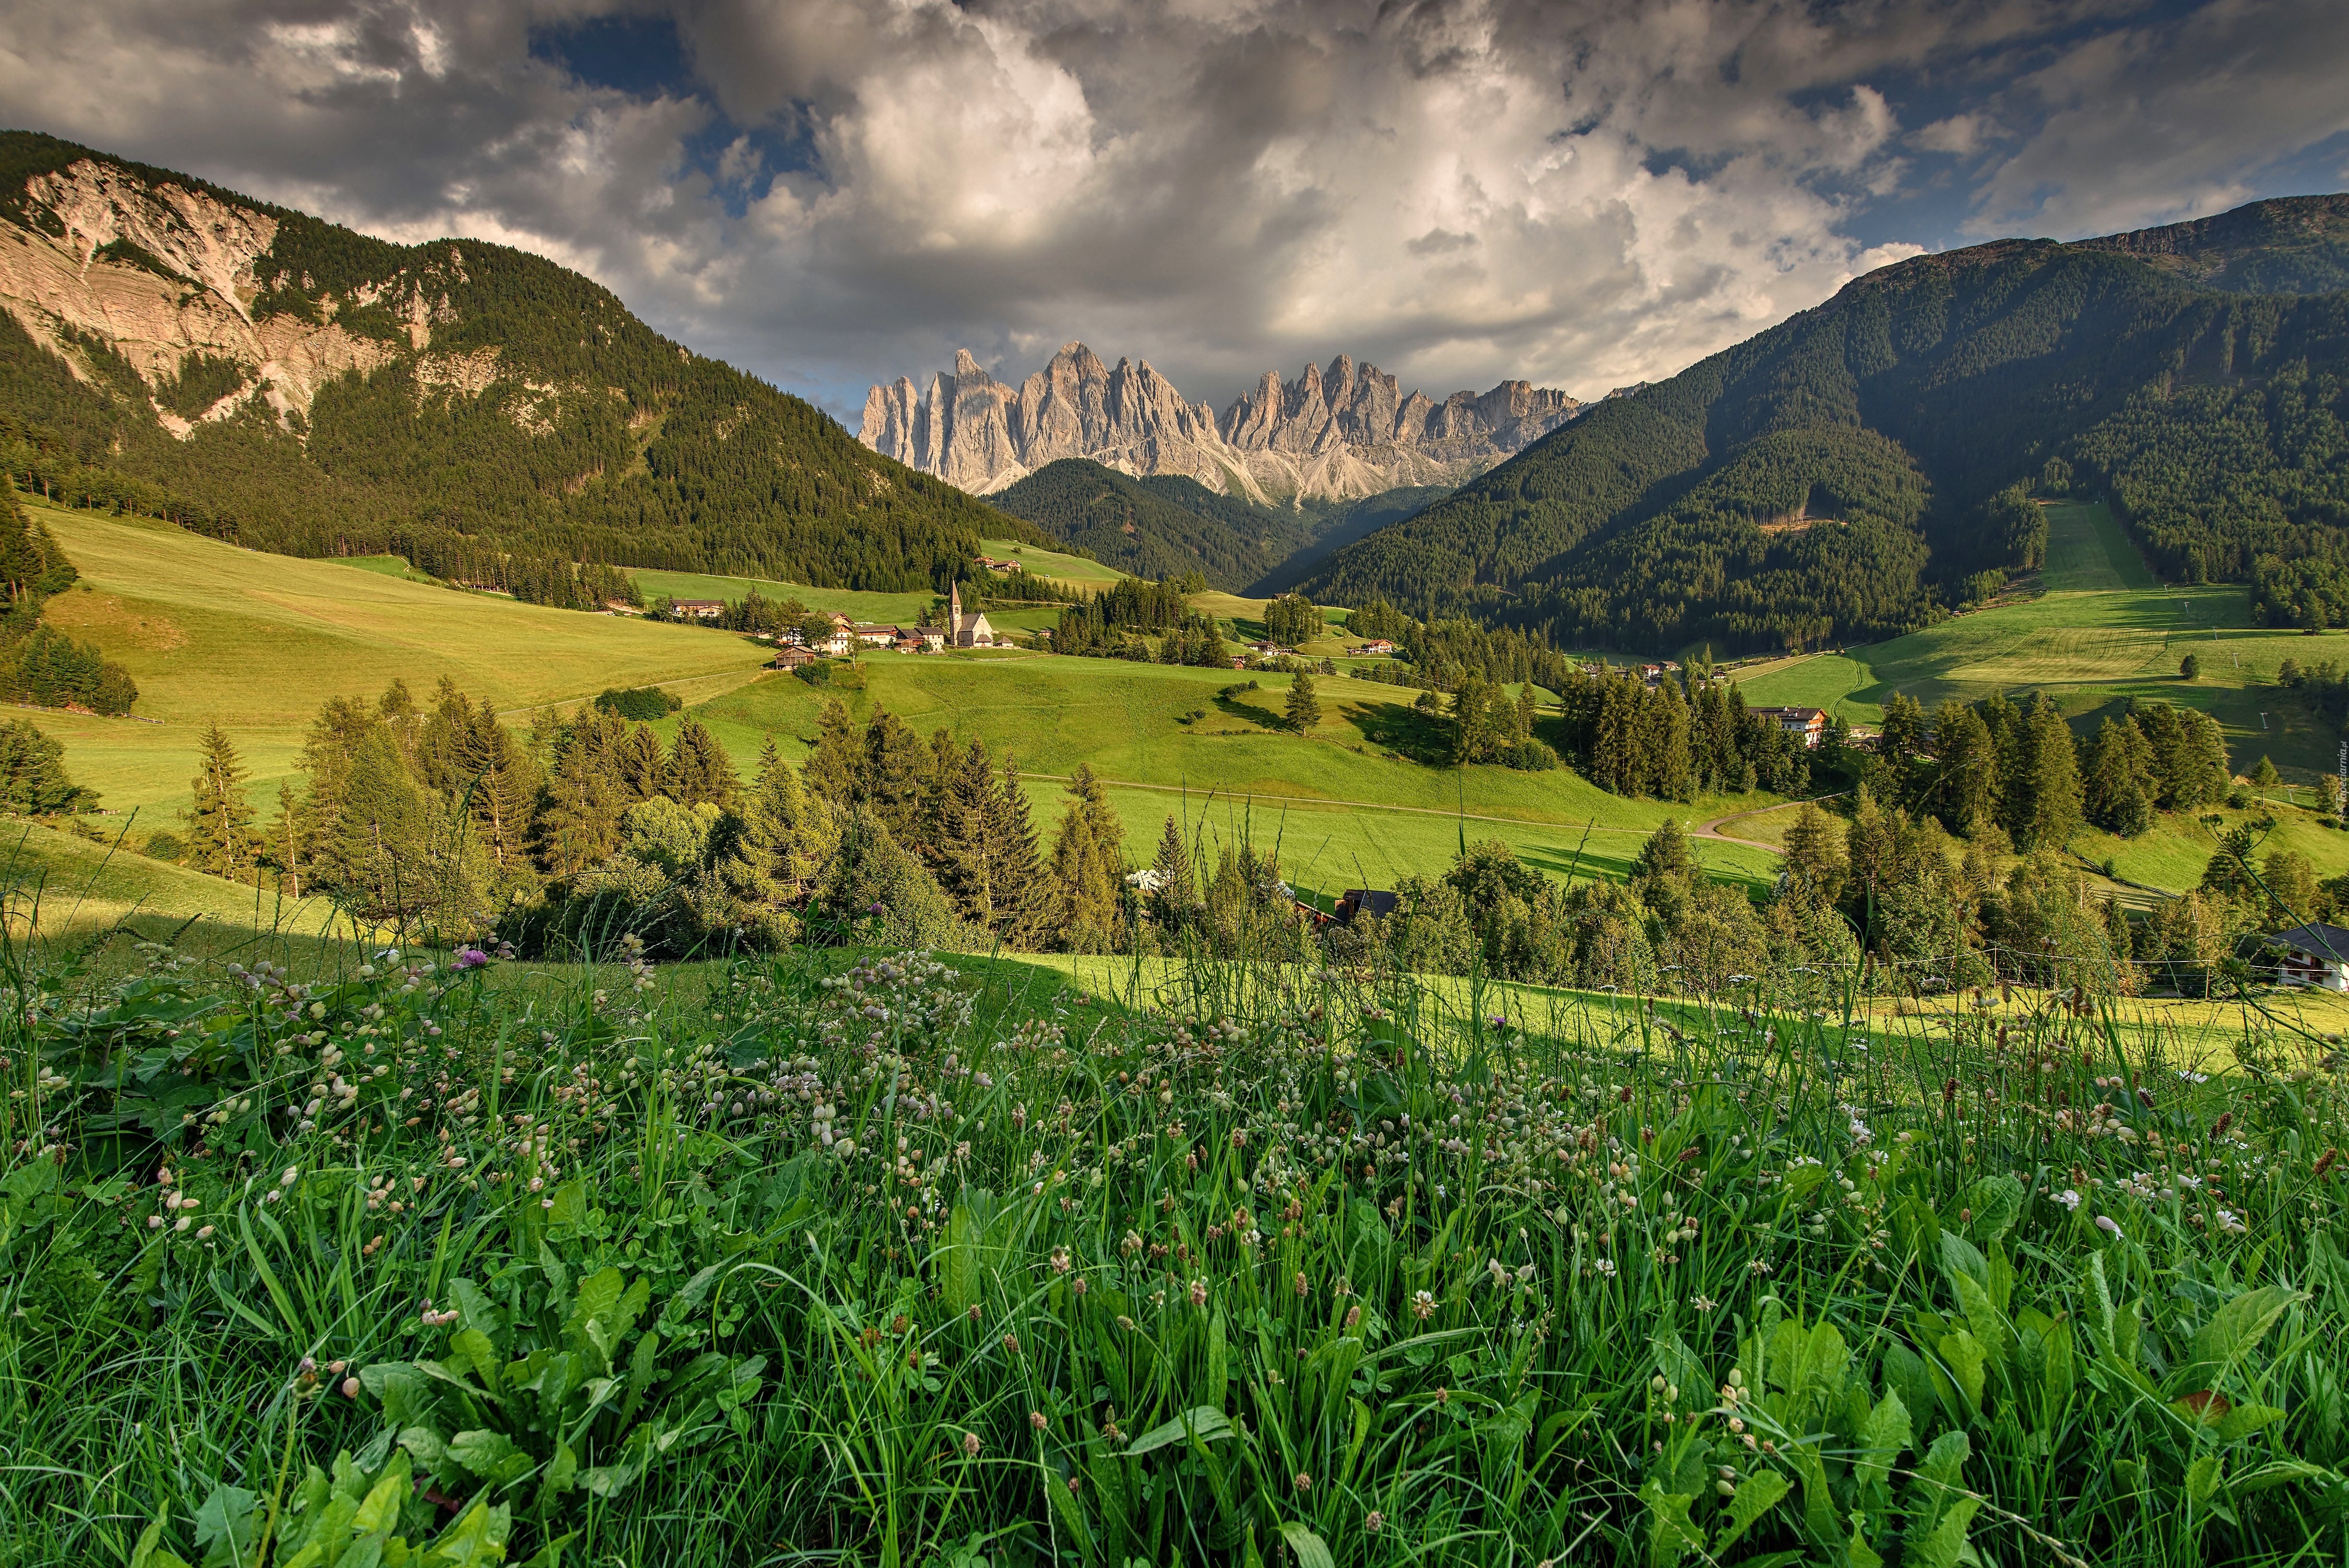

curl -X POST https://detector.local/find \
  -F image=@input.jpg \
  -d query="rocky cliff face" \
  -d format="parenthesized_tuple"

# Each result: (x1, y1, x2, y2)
(859, 343, 1580, 504)
(0, 158, 420, 437)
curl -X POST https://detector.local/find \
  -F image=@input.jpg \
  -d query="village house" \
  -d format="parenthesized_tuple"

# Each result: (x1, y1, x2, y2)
(770, 645, 817, 670)
(1351, 639, 1397, 656)
(669, 599, 726, 621)
(1751, 706, 1829, 748)
(851, 622, 901, 647)
(2269, 923, 2349, 990)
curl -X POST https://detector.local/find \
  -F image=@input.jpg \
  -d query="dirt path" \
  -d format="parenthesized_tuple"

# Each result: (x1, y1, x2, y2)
(1693, 792, 1845, 853)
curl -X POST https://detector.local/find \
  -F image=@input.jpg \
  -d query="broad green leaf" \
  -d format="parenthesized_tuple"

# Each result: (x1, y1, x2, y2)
(447, 1328, 502, 1388)
(1710, 1470, 1791, 1557)
(129, 1519, 194, 1568)
(1950, 1269, 2012, 1373)
(2186, 1453, 2223, 1505)
(1854, 1388, 1911, 1493)
(1966, 1175, 2024, 1241)
(2215, 1403, 2287, 1442)
(1126, 1407, 1234, 1457)
(1937, 1231, 1988, 1294)
(1638, 1479, 1702, 1568)
(2189, 1287, 2304, 1376)
(1278, 1522, 1336, 1568)
(353, 1454, 412, 1532)
(1846, 1517, 1885, 1568)
(447, 1429, 535, 1487)
(1905, 1493, 1981, 1568)
(1907, 1429, 1971, 1538)
(1937, 1331, 1986, 1414)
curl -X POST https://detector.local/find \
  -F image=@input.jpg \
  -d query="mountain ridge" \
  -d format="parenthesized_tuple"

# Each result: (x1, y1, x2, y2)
(1301, 193, 2349, 654)
(859, 341, 1579, 505)
(0, 128, 1043, 594)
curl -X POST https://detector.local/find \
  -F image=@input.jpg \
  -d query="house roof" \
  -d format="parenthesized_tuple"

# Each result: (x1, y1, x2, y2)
(1337, 888, 1400, 923)
(2270, 923, 2349, 960)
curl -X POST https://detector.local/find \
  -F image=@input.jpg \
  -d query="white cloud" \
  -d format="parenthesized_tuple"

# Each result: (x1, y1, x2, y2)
(0, 0, 2341, 416)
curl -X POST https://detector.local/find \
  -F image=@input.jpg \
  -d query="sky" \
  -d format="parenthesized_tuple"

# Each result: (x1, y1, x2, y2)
(5, 0, 2347, 420)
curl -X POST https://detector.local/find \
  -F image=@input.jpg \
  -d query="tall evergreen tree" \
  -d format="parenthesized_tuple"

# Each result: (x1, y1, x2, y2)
(323, 727, 431, 924)
(183, 722, 257, 878)
(1778, 801, 1847, 908)
(863, 710, 931, 848)
(666, 717, 738, 809)
(1286, 671, 1322, 732)
(2081, 715, 2155, 837)
(614, 724, 668, 804)
(2020, 695, 2084, 849)
(1930, 701, 1998, 833)
(805, 700, 863, 809)
(0, 719, 92, 815)
(1146, 814, 1201, 930)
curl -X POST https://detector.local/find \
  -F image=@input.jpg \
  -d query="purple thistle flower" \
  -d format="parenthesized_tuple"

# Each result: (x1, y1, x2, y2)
(453, 947, 492, 972)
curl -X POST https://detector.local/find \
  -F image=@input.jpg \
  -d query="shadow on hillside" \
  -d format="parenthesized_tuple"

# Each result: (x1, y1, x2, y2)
(1352, 700, 1452, 765)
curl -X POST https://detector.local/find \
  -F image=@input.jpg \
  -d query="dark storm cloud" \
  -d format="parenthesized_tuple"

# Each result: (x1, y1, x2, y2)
(2, 0, 2342, 417)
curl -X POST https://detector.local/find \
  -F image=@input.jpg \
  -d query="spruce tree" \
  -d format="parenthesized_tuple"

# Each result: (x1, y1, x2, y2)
(2081, 715, 2154, 837)
(324, 727, 430, 923)
(2021, 696, 2084, 849)
(534, 735, 624, 877)
(0, 720, 92, 815)
(1778, 801, 1846, 907)
(1286, 671, 1321, 732)
(1146, 814, 1201, 930)
(614, 724, 668, 803)
(864, 710, 931, 849)
(804, 700, 863, 808)
(987, 758, 1050, 944)
(667, 717, 738, 809)
(183, 723, 257, 878)
(1931, 701, 1999, 833)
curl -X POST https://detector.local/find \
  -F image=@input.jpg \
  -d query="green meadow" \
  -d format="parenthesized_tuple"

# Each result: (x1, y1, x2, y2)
(1740, 501, 2349, 779)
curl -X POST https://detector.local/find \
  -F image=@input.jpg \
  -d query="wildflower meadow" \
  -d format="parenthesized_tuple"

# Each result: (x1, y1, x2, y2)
(4, 922, 2348, 1567)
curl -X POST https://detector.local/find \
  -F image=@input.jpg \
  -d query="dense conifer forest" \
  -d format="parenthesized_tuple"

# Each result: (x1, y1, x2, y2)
(1306, 199, 2349, 653)
(0, 133, 1046, 594)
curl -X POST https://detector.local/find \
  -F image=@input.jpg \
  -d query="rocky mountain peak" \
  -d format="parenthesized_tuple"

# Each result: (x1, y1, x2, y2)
(859, 344, 1581, 504)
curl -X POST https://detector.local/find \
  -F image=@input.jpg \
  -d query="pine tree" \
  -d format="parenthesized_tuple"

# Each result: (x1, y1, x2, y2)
(1286, 671, 1321, 732)
(535, 734, 624, 877)
(323, 727, 430, 924)
(986, 758, 1049, 944)
(1146, 814, 1201, 930)
(2021, 695, 2084, 849)
(863, 710, 931, 849)
(2081, 715, 2154, 837)
(804, 700, 863, 808)
(0, 719, 92, 815)
(710, 740, 831, 945)
(183, 723, 257, 878)
(1931, 701, 1999, 833)
(666, 717, 738, 809)
(614, 724, 668, 803)
(1778, 801, 1846, 907)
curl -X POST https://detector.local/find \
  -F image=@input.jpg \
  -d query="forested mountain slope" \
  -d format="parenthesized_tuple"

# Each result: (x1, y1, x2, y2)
(1304, 196, 2349, 654)
(0, 130, 1042, 593)
(988, 458, 1311, 588)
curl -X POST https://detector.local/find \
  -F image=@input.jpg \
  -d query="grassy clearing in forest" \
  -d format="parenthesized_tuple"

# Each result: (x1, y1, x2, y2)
(1738, 501, 2349, 778)
(6, 930, 2348, 1568)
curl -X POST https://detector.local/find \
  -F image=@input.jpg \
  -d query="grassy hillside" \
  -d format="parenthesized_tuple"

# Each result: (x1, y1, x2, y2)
(18, 497, 774, 818)
(1740, 501, 2349, 782)
(670, 651, 1781, 895)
